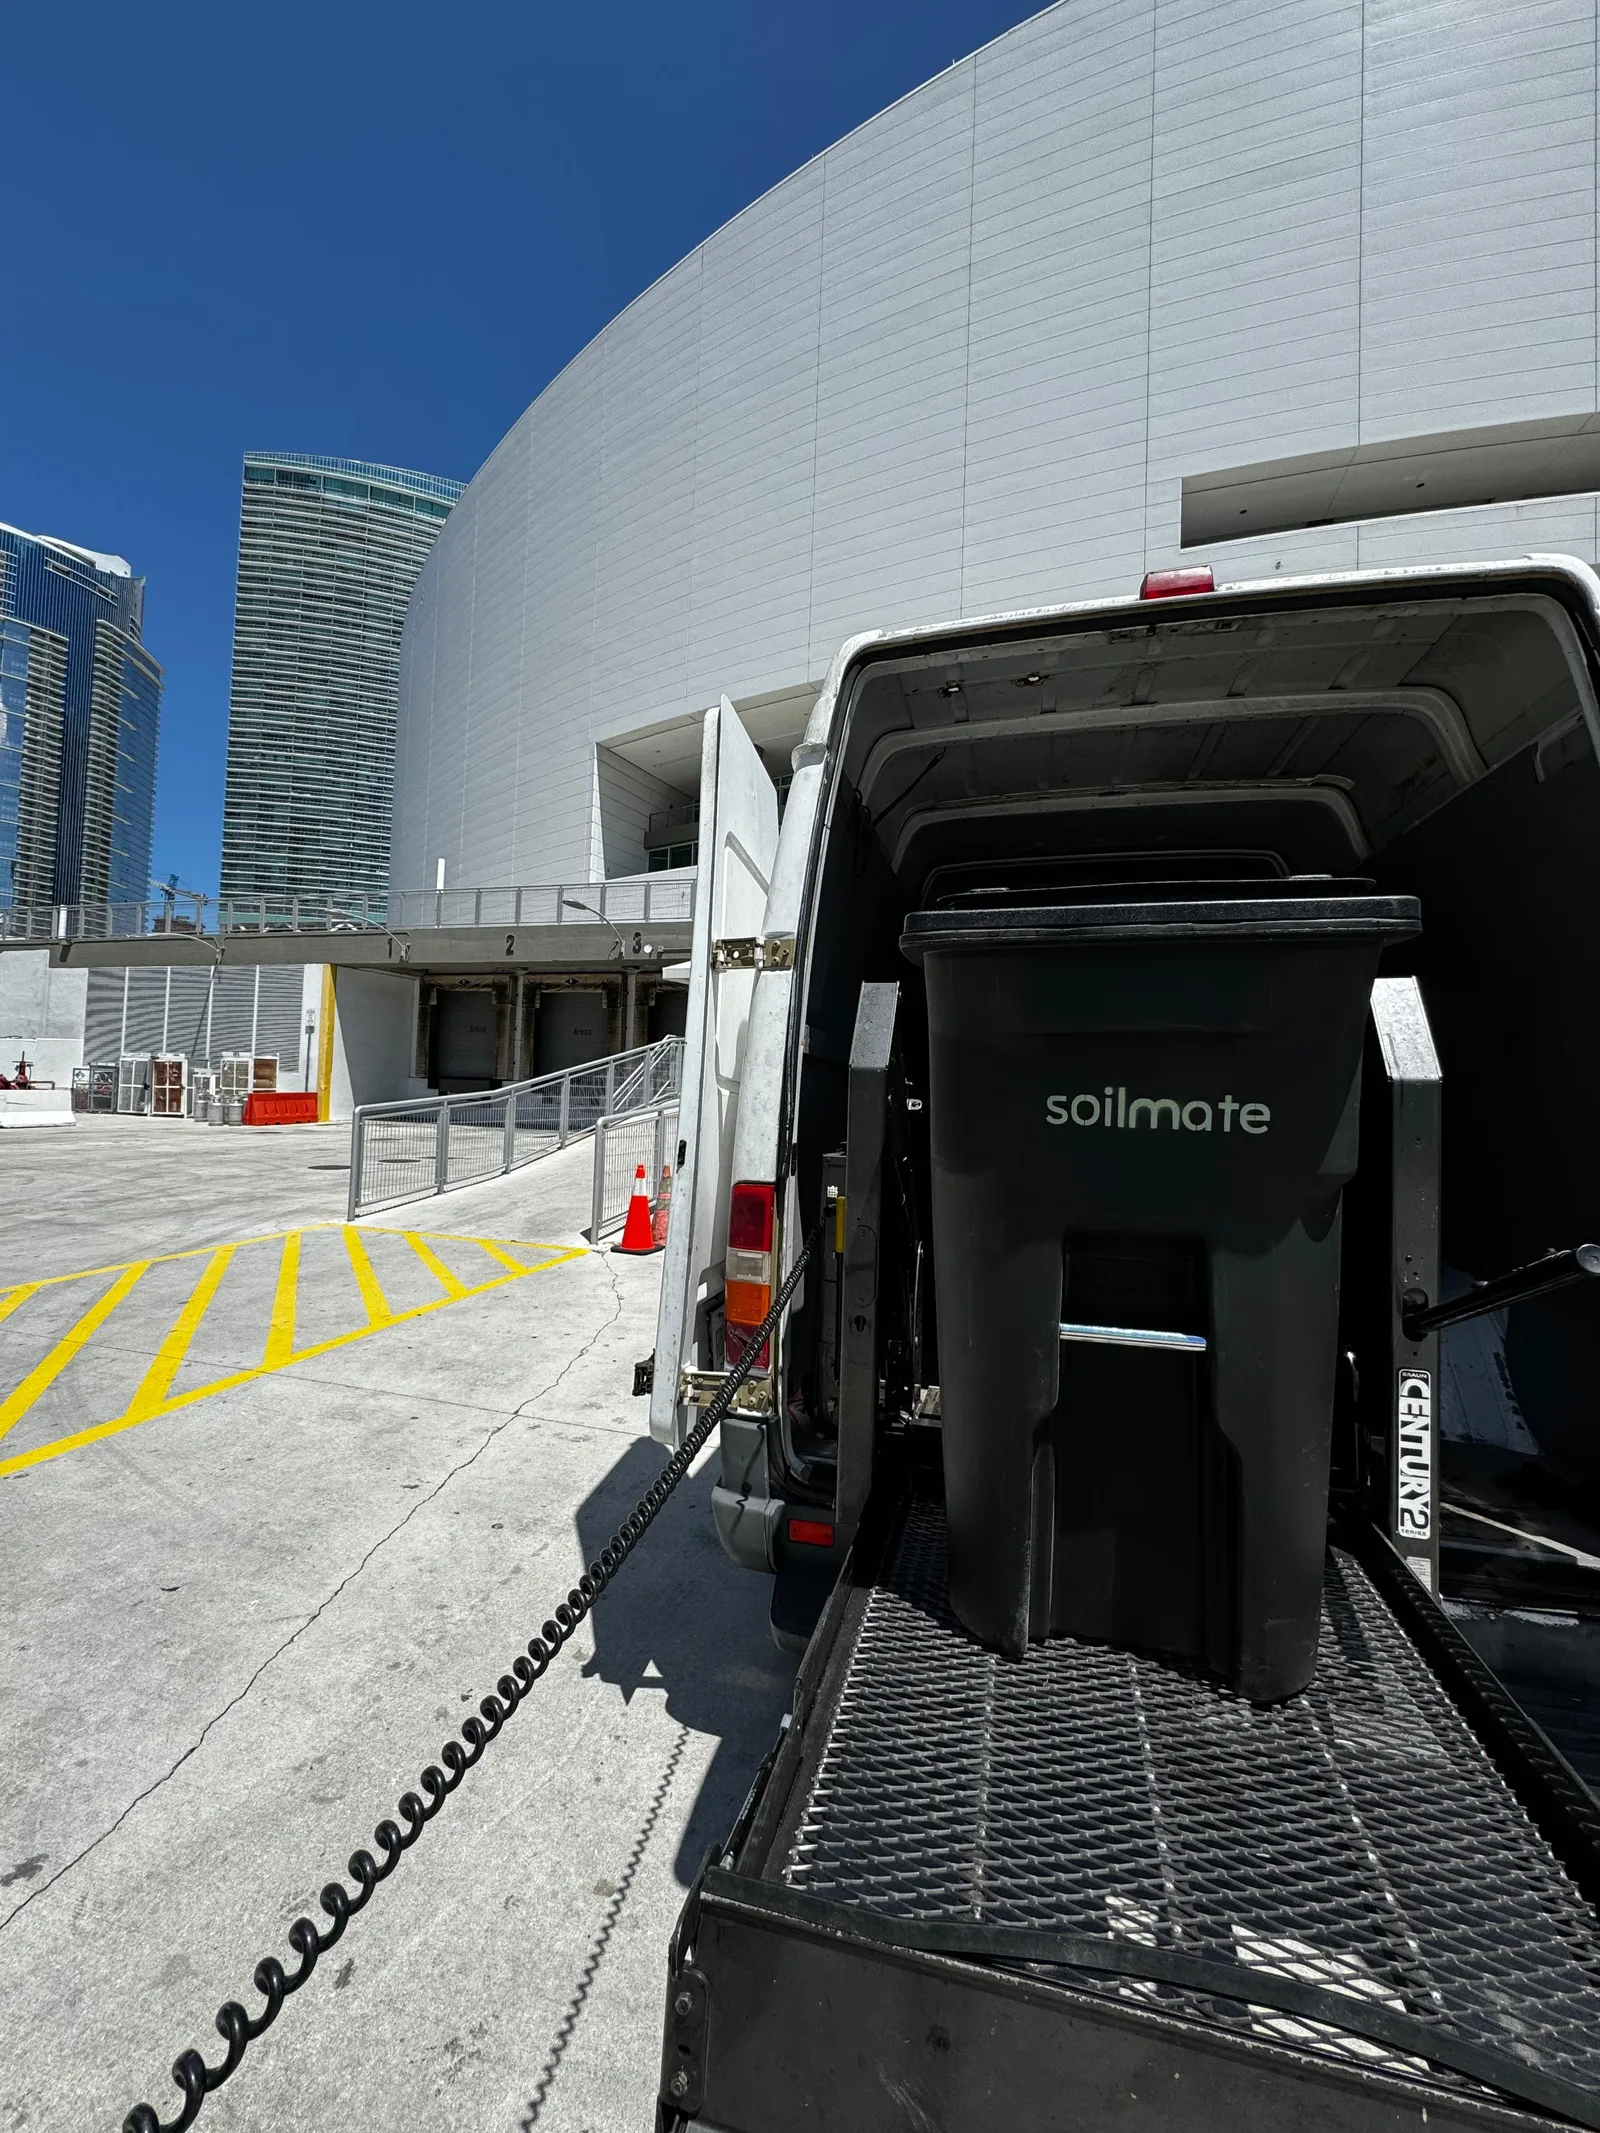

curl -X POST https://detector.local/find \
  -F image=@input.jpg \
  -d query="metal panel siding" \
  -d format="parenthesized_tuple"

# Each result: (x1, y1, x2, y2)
(806, 62, 975, 669)
(1354, 493, 1600, 567)
(123, 968, 166, 1057)
(1359, 0, 1597, 437)
(455, 459, 524, 883)
(392, 0, 1600, 899)
(685, 165, 824, 706)
(963, 0, 1155, 610)
(1146, 0, 1363, 565)
(516, 354, 607, 885)
(84, 969, 122, 1062)
(591, 257, 703, 725)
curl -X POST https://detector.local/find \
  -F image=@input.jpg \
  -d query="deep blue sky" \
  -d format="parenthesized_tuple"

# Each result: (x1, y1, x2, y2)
(0, 1, 1041, 899)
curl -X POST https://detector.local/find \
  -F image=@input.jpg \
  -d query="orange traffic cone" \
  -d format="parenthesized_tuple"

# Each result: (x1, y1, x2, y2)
(614, 1163, 662, 1255)
(651, 1163, 673, 1249)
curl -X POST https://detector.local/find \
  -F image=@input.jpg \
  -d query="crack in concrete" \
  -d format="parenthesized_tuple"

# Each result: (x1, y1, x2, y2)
(0, 1258, 629, 1937)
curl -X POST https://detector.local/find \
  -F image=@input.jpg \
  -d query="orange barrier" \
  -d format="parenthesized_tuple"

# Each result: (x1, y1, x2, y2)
(243, 1091, 321, 1126)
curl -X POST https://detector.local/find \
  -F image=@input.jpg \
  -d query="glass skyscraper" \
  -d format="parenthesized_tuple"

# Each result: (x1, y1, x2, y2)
(219, 452, 462, 911)
(0, 523, 162, 910)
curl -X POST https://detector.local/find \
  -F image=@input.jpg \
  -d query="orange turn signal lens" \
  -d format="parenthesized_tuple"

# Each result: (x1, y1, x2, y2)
(725, 1277, 771, 1326)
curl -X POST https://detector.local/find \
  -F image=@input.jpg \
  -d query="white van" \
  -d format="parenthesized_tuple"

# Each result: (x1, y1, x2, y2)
(649, 555, 1600, 1646)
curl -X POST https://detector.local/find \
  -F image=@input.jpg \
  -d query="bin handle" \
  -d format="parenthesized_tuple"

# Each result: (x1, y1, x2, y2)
(1059, 1321, 1207, 1353)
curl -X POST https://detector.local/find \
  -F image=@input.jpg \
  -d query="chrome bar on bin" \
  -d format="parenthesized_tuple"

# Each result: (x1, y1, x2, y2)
(1059, 1321, 1208, 1353)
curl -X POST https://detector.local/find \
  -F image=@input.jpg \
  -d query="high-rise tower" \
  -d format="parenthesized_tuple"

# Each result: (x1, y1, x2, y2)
(0, 523, 161, 911)
(219, 452, 462, 913)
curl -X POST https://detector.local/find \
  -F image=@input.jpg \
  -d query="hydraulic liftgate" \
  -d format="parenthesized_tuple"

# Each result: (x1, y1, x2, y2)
(662, 1487, 1600, 2133)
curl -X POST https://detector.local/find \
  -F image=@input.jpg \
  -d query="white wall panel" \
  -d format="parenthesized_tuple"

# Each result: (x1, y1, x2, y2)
(510, 355, 606, 884)
(1354, 494, 1600, 567)
(391, 0, 1600, 899)
(806, 61, 975, 669)
(1359, 0, 1597, 437)
(1146, 0, 1363, 567)
(590, 258, 703, 733)
(963, 0, 1155, 611)
(685, 165, 824, 707)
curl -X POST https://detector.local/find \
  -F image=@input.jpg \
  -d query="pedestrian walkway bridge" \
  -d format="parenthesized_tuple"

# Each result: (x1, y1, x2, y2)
(0, 878, 696, 970)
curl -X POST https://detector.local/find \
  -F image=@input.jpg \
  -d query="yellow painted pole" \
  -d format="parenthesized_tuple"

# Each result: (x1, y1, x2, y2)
(316, 964, 336, 1123)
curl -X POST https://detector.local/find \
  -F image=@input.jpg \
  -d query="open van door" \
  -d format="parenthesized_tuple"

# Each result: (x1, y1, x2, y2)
(649, 698, 779, 1447)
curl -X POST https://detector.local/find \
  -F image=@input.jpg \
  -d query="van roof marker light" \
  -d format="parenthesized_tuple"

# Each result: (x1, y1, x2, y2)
(1140, 566, 1215, 599)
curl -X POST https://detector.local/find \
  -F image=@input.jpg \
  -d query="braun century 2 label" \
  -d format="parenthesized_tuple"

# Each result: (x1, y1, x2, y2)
(1395, 1369, 1433, 1541)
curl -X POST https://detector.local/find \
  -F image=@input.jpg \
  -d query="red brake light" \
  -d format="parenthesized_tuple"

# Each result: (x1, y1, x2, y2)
(728, 1180, 775, 1251)
(726, 1180, 778, 1368)
(1140, 566, 1215, 600)
(787, 1518, 836, 1548)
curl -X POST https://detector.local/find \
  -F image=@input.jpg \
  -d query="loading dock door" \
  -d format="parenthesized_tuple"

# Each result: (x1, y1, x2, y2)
(435, 989, 498, 1093)
(649, 988, 689, 1042)
(534, 990, 607, 1076)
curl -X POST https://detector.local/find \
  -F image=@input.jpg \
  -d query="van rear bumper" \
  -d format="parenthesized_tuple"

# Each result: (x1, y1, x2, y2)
(711, 1483, 783, 1571)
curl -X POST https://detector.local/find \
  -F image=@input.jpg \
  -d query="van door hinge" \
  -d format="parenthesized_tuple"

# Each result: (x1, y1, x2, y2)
(680, 1367, 729, 1405)
(661, 1962, 709, 2117)
(711, 934, 796, 973)
(679, 1366, 773, 1414)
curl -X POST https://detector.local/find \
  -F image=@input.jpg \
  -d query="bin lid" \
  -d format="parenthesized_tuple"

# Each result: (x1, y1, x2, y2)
(902, 878, 1421, 957)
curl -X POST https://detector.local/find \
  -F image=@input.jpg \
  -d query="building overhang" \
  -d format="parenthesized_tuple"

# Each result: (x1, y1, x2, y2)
(15, 920, 693, 975)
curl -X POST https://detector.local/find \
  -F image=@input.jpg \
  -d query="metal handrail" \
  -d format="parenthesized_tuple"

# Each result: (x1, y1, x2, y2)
(0, 876, 696, 947)
(590, 1101, 681, 1243)
(346, 1037, 684, 1219)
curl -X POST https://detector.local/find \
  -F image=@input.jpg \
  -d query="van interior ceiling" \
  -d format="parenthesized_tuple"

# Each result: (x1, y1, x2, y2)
(782, 585, 1600, 1500)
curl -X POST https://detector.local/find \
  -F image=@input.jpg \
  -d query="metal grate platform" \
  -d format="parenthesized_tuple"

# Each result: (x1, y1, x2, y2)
(781, 1501, 1600, 2106)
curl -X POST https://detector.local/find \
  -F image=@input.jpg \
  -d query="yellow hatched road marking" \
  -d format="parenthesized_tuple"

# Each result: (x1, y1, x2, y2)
(0, 1223, 574, 1298)
(0, 1238, 584, 1481)
(0, 1230, 302, 1295)
(263, 1231, 301, 1367)
(342, 1226, 391, 1326)
(403, 1232, 468, 1299)
(0, 1283, 42, 1328)
(0, 1262, 152, 1446)
(474, 1236, 538, 1275)
(124, 1246, 237, 1421)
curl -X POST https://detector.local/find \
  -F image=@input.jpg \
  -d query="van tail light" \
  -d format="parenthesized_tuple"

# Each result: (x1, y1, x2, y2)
(1139, 566, 1214, 599)
(725, 1179, 777, 1368)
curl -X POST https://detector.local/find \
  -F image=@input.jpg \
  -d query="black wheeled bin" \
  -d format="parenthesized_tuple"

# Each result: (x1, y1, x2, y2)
(901, 877, 1421, 1702)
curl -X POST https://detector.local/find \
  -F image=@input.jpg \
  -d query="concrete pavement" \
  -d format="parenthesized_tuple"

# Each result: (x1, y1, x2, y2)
(0, 1122, 792, 2132)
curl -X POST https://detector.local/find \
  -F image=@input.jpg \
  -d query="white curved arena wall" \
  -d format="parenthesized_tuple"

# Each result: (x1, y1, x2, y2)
(393, 0, 1600, 894)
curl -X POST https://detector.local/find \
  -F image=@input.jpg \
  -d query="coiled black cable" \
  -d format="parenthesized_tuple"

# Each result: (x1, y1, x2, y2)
(122, 1218, 822, 2133)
